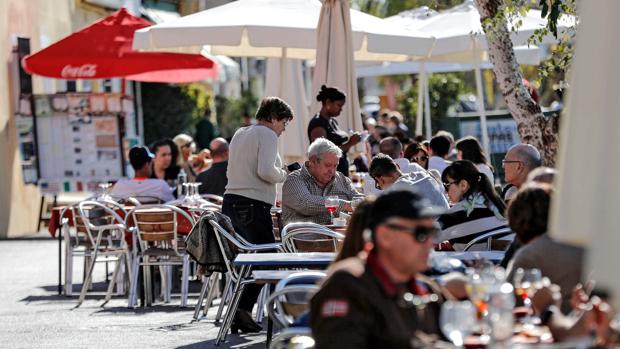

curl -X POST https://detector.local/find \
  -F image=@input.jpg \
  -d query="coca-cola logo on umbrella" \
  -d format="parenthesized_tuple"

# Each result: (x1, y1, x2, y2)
(61, 64, 97, 78)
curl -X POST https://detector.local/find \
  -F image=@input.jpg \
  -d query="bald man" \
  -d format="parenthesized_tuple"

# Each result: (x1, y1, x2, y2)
(197, 137, 229, 196)
(502, 143, 542, 201)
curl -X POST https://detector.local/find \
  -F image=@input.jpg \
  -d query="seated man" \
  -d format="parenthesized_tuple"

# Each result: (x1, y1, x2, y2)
(363, 137, 425, 195)
(282, 138, 357, 226)
(428, 134, 451, 175)
(111, 146, 174, 202)
(369, 154, 449, 209)
(310, 191, 450, 348)
(197, 137, 229, 196)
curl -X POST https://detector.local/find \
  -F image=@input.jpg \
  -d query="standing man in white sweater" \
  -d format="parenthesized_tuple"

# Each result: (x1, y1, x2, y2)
(221, 97, 294, 333)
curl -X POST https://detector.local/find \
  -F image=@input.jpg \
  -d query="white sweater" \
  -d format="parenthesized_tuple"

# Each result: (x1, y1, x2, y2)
(225, 125, 287, 205)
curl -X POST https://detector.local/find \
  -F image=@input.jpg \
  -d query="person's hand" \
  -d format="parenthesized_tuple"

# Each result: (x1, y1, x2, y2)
(571, 283, 591, 310)
(348, 133, 362, 146)
(531, 279, 561, 315)
(342, 201, 353, 212)
(196, 149, 212, 161)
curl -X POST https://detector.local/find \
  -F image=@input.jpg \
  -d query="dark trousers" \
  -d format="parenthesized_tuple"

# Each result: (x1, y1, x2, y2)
(222, 194, 274, 312)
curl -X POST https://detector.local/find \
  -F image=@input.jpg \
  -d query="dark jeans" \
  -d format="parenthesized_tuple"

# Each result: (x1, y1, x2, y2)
(222, 194, 274, 312)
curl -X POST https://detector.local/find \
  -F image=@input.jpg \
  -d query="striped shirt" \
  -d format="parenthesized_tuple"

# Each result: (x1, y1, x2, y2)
(282, 163, 358, 226)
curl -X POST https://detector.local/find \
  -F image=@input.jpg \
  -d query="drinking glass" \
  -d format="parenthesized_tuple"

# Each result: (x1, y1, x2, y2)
(98, 183, 113, 201)
(325, 196, 339, 223)
(192, 182, 202, 203)
(513, 268, 542, 325)
(351, 195, 365, 211)
(440, 300, 477, 347)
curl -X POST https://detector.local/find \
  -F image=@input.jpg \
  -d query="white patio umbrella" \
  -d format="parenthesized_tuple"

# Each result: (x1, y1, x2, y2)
(312, 0, 363, 150)
(549, 0, 619, 309)
(411, 0, 574, 151)
(133, 0, 435, 61)
(264, 58, 310, 164)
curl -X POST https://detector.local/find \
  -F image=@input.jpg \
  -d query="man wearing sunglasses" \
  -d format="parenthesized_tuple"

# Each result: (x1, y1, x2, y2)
(310, 191, 452, 348)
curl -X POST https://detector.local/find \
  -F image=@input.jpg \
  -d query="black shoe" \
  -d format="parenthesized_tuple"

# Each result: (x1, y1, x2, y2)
(231, 310, 262, 334)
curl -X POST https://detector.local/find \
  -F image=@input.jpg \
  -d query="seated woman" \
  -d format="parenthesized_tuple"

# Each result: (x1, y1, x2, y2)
(505, 184, 585, 314)
(437, 160, 507, 250)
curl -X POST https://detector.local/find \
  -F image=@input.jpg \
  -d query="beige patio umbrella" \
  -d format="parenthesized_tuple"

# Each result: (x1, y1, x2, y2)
(312, 0, 363, 150)
(549, 0, 619, 309)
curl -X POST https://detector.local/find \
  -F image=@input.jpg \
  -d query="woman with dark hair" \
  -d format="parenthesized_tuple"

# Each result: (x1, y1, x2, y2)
(334, 198, 375, 262)
(308, 85, 361, 176)
(455, 136, 495, 184)
(149, 138, 180, 187)
(437, 160, 507, 250)
(505, 185, 584, 314)
(404, 142, 430, 170)
(222, 96, 294, 333)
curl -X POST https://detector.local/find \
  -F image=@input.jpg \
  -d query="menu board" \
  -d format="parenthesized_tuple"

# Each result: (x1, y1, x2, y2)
(34, 93, 130, 193)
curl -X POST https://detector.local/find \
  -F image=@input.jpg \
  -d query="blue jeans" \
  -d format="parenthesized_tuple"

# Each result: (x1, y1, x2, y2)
(222, 194, 275, 312)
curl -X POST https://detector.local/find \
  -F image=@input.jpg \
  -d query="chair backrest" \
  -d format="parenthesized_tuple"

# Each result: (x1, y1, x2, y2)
(127, 204, 194, 256)
(200, 194, 223, 205)
(281, 223, 344, 253)
(207, 218, 246, 279)
(463, 227, 514, 252)
(268, 271, 326, 329)
(76, 200, 127, 248)
(122, 196, 163, 206)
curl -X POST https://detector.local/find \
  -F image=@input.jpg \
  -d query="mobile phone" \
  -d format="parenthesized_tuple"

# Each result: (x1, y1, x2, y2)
(287, 162, 301, 172)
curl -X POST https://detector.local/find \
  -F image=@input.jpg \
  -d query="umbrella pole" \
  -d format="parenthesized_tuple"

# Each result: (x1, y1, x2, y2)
(416, 63, 425, 136)
(424, 72, 432, 140)
(473, 39, 490, 155)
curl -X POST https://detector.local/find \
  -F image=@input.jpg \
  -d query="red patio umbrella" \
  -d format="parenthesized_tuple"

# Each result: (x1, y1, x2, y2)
(22, 8, 217, 83)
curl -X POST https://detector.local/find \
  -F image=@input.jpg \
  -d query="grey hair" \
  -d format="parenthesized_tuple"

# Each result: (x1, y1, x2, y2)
(526, 166, 557, 184)
(308, 138, 342, 160)
(509, 144, 542, 170)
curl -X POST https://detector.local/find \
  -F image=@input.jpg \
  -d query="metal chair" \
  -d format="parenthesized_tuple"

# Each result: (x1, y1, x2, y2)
(126, 204, 195, 308)
(281, 222, 344, 253)
(75, 200, 132, 307)
(208, 218, 284, 345)
(462, 227, 514, 252)
(269, 327, 314, 349)
(267, 271, 325, 329)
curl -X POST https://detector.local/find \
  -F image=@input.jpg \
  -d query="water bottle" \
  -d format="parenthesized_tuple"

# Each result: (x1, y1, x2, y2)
(177, 169, 187, 198)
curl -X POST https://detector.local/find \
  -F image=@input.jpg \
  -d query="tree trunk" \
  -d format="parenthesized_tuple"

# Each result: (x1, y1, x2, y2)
(474, 0, 559, 166)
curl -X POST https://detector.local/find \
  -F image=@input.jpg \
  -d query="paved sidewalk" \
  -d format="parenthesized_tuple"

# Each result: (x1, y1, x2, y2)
(0, 238, 265, 348)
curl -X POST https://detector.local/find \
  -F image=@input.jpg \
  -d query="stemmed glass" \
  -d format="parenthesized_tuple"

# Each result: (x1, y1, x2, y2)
(440, 300, 477, 347)
(325, 196, 339, 224)
(191, 183, 202, 203)
(513, 268, 542, 326)
(98, 183, 113, 201)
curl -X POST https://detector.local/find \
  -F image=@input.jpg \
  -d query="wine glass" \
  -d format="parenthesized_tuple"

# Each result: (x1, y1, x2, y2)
(325, 196, 339, 224)
(98, 183, 113, 202)
(192, 182, 202, 203)
(351, 195, 365, 211)
(513, 268, 542, 325)
(440, 300, 477, 347)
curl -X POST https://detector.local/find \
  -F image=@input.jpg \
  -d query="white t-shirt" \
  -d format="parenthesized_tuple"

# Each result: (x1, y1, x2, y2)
(428, 156, 450, 175)
(476, 163, 495, 185)
(386, 173, 450, 209)
(363, 158, 425, 195)
(111, 178, 175, 202)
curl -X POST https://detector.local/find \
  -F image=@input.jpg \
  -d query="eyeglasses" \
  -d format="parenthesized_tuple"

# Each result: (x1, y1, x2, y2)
(502, 159, 522, 166)
(181, 142, 194, 149)
(412, 156, 429, 163)
(443, 180, 458, 191)
(382, 222, 439, 243)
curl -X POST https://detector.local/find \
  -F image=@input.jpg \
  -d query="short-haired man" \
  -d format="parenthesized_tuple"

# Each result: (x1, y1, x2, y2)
(369, 154, 449, 209)
(111, 146, 174, 202)
(310, 191, 448, 348)
(428, 135, 451, 174)
(502, 143, 542, 201)
(197, 137, 229, 196)
(282, 138, 358, 225)
(363, 137, 425, 194)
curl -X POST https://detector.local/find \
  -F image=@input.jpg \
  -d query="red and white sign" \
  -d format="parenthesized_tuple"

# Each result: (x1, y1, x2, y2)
(61, 64, 97, 78)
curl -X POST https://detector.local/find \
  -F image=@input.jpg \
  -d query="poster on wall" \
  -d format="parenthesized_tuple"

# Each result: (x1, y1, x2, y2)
(459, 118, 522, 155)
(35, 93, 127, 194)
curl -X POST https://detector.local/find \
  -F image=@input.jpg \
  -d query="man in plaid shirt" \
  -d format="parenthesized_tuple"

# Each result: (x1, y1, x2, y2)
(282, 138, 359, 226)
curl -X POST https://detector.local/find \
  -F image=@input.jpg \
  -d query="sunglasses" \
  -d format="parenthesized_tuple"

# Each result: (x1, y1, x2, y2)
(412, 155, 429, 163)
(382, 222, 439, 243)
(443, 180, 458, 191)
